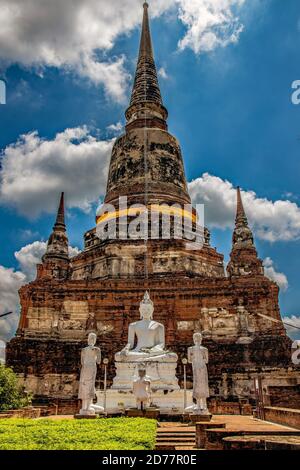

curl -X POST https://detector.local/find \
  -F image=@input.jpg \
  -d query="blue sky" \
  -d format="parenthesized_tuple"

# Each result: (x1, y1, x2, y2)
(0, 0, 299, 340)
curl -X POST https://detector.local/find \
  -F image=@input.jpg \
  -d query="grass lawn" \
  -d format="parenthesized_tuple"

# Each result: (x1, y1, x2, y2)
(0, 417, 157, 450)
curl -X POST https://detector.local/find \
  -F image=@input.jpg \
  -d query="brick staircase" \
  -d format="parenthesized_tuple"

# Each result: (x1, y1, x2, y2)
(155, 425, 196, 450)
(155, 416, 300, 451)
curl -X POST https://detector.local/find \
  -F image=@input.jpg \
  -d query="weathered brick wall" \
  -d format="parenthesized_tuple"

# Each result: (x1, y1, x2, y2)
(15, 275, 285, 339)
(7, 274, 291, 404)
(264, 406, 300, 429)
(268, 385, 300, 409)
(31, 398, 80, 416)
(0, 408, 41, 419)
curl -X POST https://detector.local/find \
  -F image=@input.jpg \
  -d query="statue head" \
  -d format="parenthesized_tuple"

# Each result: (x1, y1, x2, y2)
(193, 332, 203, 346)
(87, 332, 97, 346)
(138, 365, 147, 379)
(139, 291, 154, 320)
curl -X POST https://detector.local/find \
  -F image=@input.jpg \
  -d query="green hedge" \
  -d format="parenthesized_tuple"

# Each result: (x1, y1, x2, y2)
(0, 417, 157, 450)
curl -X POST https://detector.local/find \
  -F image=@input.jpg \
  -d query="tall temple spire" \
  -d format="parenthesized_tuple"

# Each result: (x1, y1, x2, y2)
(104, 1, 191, 210)
(236, 186, 247, 223)
(42, 192, 69, 265)
(227, 187, 263, 277)
(125, 2, 168, 131)
(139, 3, 154, 58)
(129, 2, 162, 107)
(54, 192, 65, 229)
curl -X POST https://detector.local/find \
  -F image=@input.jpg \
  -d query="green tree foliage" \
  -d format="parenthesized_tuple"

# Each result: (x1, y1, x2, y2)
(0, 365, 31, 411)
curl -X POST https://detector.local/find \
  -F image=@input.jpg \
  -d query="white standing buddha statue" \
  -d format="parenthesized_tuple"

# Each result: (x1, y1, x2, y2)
(185, 332, 210, 415)
(78, 332, 104, 416)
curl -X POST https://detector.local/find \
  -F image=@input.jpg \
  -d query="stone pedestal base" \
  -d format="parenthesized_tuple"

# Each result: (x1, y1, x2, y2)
(112, 360, 179, 391)
(189, 413, 212, 423)
(75, 403, 105, 418)
(125, 408, 160, 419)
(74, 414, 97, 419)
(195, 421, 225, 448)
(95, 389, 193, 414)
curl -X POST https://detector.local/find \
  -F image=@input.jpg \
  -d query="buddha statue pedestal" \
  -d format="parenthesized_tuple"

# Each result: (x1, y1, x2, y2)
(112, 358, 179, 391)
(126, 408, 160, 419)
(95, 388, 193, 414)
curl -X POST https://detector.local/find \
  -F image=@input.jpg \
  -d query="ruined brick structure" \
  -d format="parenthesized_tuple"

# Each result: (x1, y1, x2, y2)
(7, 3, 299, 410)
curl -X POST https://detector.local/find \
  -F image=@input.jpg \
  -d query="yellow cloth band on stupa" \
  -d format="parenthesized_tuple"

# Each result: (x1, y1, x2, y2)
(96, 204, 196, 225)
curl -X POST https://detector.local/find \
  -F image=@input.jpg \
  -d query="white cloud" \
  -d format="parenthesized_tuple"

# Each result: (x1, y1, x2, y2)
(0, 126, 113, 217)
(14, 241, 48, 280)
(177, 0, 246, 54)
(0, 241, 80, 342)
(0, 266, 26, 342)
(158, 67, 168, 79)
(18, 229, 40, 242)
(282, 315, 300, 341)
(0, 0, 252, 101)
(189, 173, 300, 242)
(106, 122, 123, 134)
(0, 0, 141, 102)
(263, 257, 288, 292)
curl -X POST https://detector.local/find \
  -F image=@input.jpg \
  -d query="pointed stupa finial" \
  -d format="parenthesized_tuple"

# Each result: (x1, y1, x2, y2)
(232, 186, 253, 245)
(54, 192, 65, 229)
(42, 192, 69, 264)
(236, 186, 248, 226)
(139, 2, 153, 59)
(227, 186, 263, 277)
(125, 1, 168, 130)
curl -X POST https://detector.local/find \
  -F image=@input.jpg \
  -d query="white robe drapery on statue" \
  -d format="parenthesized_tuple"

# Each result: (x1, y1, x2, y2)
(78, 346, 101, 401)
(188, 345, 209, 400)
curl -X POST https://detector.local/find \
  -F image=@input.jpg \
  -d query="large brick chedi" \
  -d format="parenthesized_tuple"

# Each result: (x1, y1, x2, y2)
(7, 3, 298, 409)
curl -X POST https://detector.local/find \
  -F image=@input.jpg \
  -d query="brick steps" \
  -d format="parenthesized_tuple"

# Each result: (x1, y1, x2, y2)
(195, 421, 226, 448)
(157, 431, 195, 438)
(157, 429, 195, 433)
(157, 437, 195, 442)
(175, 446, 204, 451)
(155, 426, 195, 450)
(156, 416, 300, 450)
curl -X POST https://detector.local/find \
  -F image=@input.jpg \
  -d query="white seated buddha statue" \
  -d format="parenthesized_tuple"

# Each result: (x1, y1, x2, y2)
(115, 291, 177, 363)
(112, 291, 179, 391)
